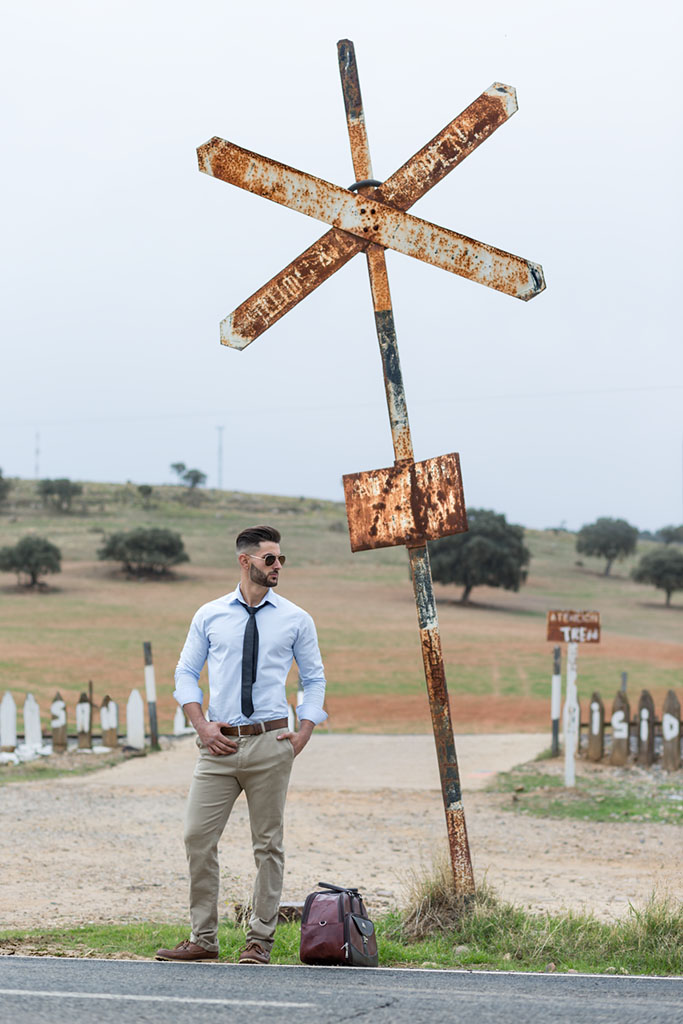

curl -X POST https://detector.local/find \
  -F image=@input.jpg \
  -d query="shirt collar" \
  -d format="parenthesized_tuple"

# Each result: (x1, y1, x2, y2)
(227, 584, 279, 609)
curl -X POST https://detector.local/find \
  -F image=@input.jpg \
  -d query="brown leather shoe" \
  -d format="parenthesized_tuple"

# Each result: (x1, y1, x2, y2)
(155, 939, 218, 962)
(238, 941, 270, 965)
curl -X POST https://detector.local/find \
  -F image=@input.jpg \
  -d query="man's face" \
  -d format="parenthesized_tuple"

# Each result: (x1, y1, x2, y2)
(246, 541, 283, 589)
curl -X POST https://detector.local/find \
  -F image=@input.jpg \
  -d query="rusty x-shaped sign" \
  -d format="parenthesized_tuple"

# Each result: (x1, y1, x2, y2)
(197, 50, 545, 353)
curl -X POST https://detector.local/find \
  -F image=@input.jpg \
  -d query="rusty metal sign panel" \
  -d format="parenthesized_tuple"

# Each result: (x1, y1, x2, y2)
(547, 610, 601, 644)
(343, 453, 467, 551)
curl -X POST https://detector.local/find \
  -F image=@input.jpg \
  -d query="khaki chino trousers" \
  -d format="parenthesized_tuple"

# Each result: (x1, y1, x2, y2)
(184, 729, 295, 953)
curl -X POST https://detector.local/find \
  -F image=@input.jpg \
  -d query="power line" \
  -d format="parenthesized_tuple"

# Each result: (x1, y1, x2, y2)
(2, 383, 682, 429)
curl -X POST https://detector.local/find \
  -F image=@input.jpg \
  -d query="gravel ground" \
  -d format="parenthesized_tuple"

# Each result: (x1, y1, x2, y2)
(1, 732, 680, 933)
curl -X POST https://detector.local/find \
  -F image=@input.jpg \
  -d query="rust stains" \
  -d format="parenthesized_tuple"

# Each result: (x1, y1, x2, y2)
(337, 38, 371, 184)
(222, 228, 364, 348)
(199, 138, 545, 302)
(446, 807, 476, 896)
(343, 453, 467, 552)
(200, 78, 542, 348)
(375, 83, 517, 212)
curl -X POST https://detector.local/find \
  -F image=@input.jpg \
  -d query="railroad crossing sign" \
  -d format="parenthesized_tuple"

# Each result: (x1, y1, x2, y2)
(199, 83, 545, 351)
(197, 40, 546, 895)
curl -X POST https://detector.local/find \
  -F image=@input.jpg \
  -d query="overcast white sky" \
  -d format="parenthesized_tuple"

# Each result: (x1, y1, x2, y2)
(2, 0, 681, 532)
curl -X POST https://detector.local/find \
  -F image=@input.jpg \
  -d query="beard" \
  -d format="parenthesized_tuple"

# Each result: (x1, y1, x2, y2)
(249, 562, 278, 588)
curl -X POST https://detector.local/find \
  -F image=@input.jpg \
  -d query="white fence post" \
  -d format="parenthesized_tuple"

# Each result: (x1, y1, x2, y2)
(173, 705, 193, 736)
(126, 689, 145, 750)
(142, 642, 160, 750)
(1, 692, 17, 752)
(550, 645, 561, 756)
(23, 694, 43, 753)
(563, 642, 579, 787)
(662, 690, 681, 772)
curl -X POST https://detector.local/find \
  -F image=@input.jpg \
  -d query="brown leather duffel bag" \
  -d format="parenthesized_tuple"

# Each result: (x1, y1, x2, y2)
(299, 881, 378, 967)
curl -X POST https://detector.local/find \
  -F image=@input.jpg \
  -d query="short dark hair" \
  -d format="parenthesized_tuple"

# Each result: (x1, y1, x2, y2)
(235, 525, 281, 553)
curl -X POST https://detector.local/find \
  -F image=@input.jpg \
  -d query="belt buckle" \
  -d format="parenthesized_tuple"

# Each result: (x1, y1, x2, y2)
(257, 721, 266, 734)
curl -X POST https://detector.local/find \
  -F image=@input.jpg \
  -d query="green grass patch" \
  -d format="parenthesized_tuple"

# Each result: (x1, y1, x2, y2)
(2, 893, 681, 974)
(489, 762, 683, 825)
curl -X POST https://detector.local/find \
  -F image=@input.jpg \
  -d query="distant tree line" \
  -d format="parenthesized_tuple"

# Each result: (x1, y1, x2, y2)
(38, 477, 83, 512)
(2, 474, 683, 606)
(171, 462, 207, 490)
(576, 516, 683, 606)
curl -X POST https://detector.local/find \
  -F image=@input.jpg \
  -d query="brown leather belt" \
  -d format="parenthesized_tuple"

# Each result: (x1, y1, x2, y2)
(219, 717, 288, 737)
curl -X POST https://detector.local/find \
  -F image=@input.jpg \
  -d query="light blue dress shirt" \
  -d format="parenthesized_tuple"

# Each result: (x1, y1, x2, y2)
(173, 585, 328, 726)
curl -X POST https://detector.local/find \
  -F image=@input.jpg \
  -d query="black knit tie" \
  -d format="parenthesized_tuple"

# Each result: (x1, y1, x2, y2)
(239, 602, 263, 718)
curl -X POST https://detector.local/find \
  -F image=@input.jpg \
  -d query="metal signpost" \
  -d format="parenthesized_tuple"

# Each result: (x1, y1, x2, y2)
(198, 40, 545, 895)
(547, 611, 600, 786)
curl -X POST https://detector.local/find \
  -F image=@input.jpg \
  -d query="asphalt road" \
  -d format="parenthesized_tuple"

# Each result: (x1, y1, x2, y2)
(1, 957, 681, 1024)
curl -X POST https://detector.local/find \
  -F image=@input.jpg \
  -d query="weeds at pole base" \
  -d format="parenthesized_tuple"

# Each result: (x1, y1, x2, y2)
(390, 852, 487, 942)
(383, 852, 683, 974)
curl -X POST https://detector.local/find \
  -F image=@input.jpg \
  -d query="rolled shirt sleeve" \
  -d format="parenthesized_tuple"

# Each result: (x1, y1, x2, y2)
(293, 612, 328, 725)
(173, 611, 207, 708)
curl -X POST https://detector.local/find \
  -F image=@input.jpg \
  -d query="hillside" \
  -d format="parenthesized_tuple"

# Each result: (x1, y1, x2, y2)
(1, 479, 681, 734)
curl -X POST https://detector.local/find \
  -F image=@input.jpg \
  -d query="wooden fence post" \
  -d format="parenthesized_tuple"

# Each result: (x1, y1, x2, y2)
(610, 690, 630, 765)
(100, 695, 119, 748)
(23, 694, 43, 753)
(1, 692, 17, 752)
(637, 690, 656, 767)
(76, 691, 92, 749)
(588, 692, 604, 762)
(50, 692, 67, 753)
(662, 690, 681, 772)
(126, 689, 145, 750)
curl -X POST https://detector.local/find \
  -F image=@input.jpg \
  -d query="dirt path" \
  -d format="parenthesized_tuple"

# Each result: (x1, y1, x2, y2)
(1, 734, 680, 934)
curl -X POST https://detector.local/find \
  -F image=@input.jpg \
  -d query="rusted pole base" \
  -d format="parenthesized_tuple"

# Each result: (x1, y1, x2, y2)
(408, 544, 475, 896)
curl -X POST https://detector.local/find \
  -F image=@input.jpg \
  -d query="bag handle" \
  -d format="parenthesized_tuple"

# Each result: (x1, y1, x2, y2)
(317, 880, 361, 896)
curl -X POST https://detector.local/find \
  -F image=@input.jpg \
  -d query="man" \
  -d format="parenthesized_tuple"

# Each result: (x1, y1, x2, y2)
(156, 524, 327, 965)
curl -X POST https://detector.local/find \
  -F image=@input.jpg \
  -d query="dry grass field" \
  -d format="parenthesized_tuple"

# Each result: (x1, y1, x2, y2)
(1, 479, 681, 735)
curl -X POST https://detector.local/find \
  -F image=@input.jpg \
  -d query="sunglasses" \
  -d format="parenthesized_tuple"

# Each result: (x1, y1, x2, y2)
(249, 552, 286, 567)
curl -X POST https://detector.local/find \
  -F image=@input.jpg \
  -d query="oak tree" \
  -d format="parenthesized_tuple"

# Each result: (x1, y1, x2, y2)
(429, 508, 530, 603)
(0, 536, 62, 587)
(98, 527, 189, 577)
(632, 546, 683, 606)
(576, 517, 638, 576)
